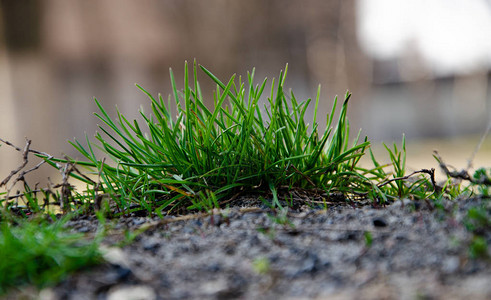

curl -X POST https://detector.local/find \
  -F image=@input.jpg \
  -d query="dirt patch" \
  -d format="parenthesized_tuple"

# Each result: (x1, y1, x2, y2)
(7, 197, 490, 300)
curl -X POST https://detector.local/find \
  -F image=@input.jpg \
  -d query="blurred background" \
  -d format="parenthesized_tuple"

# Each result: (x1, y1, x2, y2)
(0, 0, 490, 186)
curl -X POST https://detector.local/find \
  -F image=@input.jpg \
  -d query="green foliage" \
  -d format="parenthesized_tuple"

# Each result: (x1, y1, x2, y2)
(252, 257, 271, 274)
(364, 231, 373, 248)
(464, 206, 490, 233)
(383, 135, 407, 197)
(52, 62, 372, 215)
(472, 167, 490, 196)
(8, 62, 479, 216)
(190, 189, 220, 213)
(268, 208, 295, 229)
(0, 216, 103, 294)
(469, 236, 488, 259)
(462, 198, 490, 259)
(377, 135, 435, 201)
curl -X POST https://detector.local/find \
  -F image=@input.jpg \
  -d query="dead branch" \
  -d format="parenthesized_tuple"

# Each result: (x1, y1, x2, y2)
(0, 137, 53, 157)
(377, 168, 437, 191)
(434, 151, 491, 186)
(0, 138, 31, 187)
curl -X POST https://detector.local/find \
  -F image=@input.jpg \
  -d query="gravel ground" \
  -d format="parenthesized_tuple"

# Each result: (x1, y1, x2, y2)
(8, 197, 490, 300)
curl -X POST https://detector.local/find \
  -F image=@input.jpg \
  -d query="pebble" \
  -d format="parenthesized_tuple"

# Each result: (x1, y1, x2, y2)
(107, 285, 156, 300)
(101, 246, 130, 268)
(132, 218, 146, 226)
(182, 225, 196, 234)
(142, 237, 161, 252)
(77, 226, 90, 233)
(229, 219, 243, 229)
(442, 256, 460, 273)
(200, 278, 228, 296)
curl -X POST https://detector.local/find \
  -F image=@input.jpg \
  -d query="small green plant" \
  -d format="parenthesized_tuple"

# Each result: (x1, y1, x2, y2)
(252, 257, 271, 274)
(268, 208, 295, 229)
(364, 231, 373, 248)
(0, 216, 103, 294)
(432, 161, 491, 259)
(472, 167, 491, 197)
(190, 189, 220, 213)
(468, 236, 488, 259)
(2, 62, 476, 218)
(46, 61, 375, 215)
(463, 200, 490, 259)
(379, 135, 435, 201)
(464, 206, 490, 233)
(383, 135, 408, 198)
(358, 136, 438, 205)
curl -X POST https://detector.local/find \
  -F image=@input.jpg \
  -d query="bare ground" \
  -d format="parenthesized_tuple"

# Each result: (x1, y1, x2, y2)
(5, 196, 490, 300)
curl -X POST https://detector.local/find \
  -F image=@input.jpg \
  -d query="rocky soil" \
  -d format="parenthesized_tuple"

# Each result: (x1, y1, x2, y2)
(6, 197, 491, 300)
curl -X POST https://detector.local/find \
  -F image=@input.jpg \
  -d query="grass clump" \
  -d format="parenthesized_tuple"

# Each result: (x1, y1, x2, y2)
(0, 216, 102, 295)
(54, 61, 376, 215)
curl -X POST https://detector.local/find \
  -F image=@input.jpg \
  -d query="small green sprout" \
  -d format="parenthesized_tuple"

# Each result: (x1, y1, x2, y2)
(252, 257, 271, 274)
(469, 236, 488, 259)
(364, 231, 373, 248)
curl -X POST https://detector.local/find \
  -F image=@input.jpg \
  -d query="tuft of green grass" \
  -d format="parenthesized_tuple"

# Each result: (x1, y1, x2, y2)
(27, 61, 479, 216)
(48, 61, 374, 215)
(383, 135, 409, 198)
(0, 216, 103, 295)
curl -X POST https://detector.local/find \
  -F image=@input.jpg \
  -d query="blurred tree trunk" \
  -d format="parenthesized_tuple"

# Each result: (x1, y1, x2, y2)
(0, 2, 19, 178)
(0, 0, 41, 52)
(0, 0, 55, 185)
